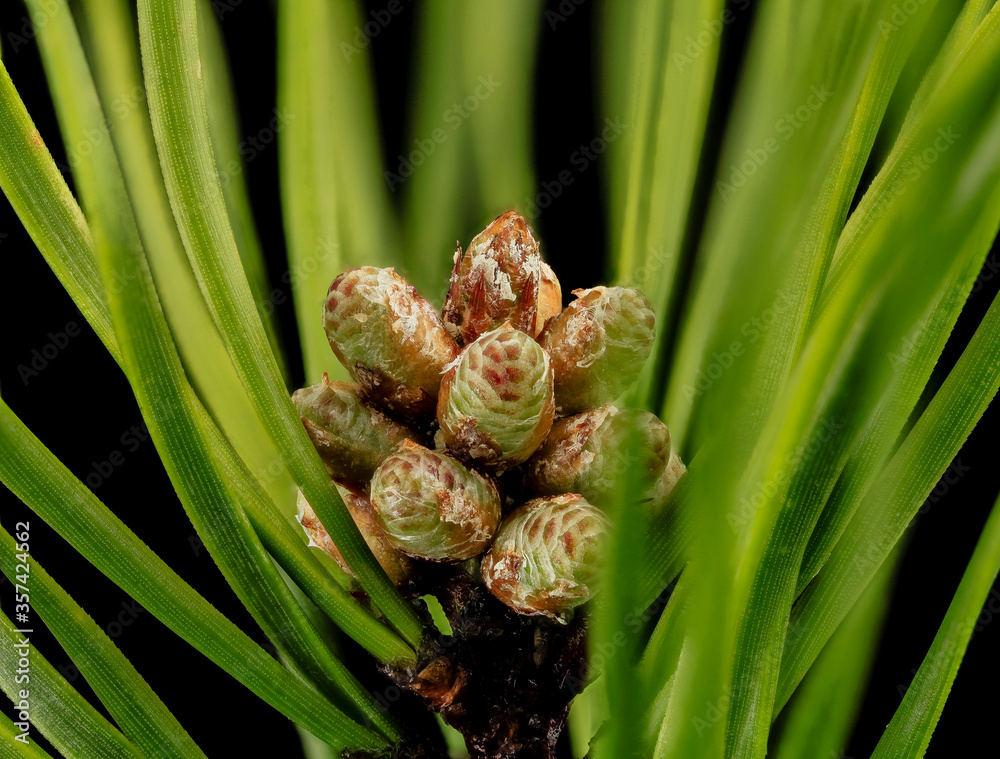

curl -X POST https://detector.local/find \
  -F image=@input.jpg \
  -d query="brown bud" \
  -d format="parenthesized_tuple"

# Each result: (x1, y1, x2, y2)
(442, 211, 542, 344)
(534, 262, 563, 335)
(297, 486, 412, 585)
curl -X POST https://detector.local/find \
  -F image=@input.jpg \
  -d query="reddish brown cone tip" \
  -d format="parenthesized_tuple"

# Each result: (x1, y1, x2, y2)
(442, 211, 543, 345)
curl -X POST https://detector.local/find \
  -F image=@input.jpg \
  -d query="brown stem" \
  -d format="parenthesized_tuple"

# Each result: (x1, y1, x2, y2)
(382, 566, 589, 759)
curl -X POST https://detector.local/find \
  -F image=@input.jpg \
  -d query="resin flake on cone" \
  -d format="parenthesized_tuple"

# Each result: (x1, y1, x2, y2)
(534, 261, 563, 334)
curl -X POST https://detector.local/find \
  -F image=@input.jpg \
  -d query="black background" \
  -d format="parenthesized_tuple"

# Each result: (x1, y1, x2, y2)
(0, 1, 998, 757)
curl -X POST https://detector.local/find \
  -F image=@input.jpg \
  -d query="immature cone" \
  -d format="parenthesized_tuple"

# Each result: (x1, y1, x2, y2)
(525, 405, 683, 507)
(297, 487, 411, 585)
(540, 286, 655, 414)
(323, 266, 458, 419)
(437, 324, 555, 471)
(370, 439, 502, 562)
(442, 211, 543, 344)
(291, 375, 421, 487)
(482, 494, 610, 620)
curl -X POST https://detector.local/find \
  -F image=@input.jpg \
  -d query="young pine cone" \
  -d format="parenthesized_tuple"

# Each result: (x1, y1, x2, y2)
(524, 404, 685, 508)
(297, 486, 412, 586)
(370, 440, 502, 562)
(482, 494, 611, 620)
(291, 210, 682, 621)
(291, 375, 422, 488)
(323, 266, 458, 420)
(540, 286, 655, 414)
(437, 324, 555, 472)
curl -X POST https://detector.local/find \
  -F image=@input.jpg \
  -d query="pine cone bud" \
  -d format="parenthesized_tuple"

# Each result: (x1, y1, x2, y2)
(534, 262, 563, 335)
(297, 486, 412, 585)
(324, 266, 459, 419)
(540, 286, 655, 414)
(437, 324, 555, 471)
(291, 375, 422, 487)
(370, 440, 501, 561)
(482, 494, 610, 619)
(442, 211, 542, 344)
(524, 405, 683, 507)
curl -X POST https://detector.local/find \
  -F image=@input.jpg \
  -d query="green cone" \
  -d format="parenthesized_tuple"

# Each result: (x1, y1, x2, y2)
(524, 405, 684, 508)
(370, 439, 502, 562)
(292, 374, 422, 487)
(324, 266, 458, 419)
(482, 494, 610, 620)
(437, 324, 555, 471)
(540, 286, 655, 414)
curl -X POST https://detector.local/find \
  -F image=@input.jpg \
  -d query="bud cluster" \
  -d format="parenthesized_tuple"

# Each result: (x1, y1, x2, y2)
(293, 211, 684, 620)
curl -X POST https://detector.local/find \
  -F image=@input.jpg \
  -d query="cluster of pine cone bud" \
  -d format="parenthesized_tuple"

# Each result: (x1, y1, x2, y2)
(294, 211, 685, 621)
